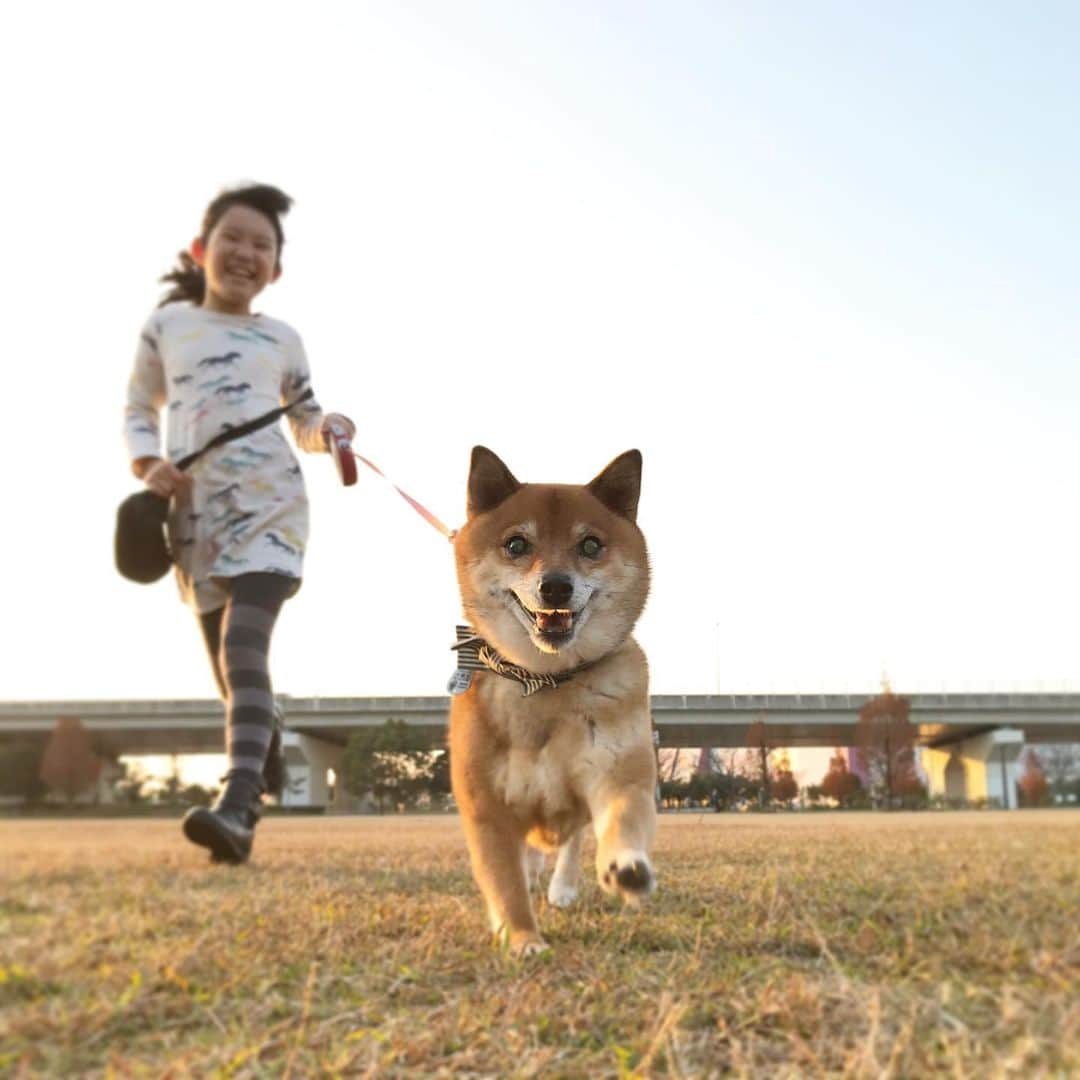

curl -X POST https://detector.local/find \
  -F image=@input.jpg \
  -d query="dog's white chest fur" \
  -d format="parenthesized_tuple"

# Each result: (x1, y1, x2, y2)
(474, 650, 648, 846)
(480, 683, 591, 837)
(494, 744, 579, 825)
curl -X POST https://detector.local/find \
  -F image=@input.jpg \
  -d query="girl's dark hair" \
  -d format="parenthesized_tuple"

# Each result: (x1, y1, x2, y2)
(158, 183, 292, 307)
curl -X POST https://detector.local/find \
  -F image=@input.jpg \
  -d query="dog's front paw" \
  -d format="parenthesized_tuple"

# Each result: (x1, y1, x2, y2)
(515, 934, 551, 959)
(546, 879, 579, 908)
(599, 850, 656, 904)
(496, 926, 551, 959)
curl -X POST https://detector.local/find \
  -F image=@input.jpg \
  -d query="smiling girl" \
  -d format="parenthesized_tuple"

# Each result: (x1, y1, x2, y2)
(124, 183, 354, 864)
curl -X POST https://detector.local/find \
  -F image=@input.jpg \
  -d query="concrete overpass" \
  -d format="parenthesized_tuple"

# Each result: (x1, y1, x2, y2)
(3, 693, 1078, 809)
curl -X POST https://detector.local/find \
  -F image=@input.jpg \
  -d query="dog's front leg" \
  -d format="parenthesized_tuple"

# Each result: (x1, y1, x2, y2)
(587, 752, 657, 904)
(547, 828, 583, 908)
(523, 844, 545, 893)
(462, 816, 547, 957)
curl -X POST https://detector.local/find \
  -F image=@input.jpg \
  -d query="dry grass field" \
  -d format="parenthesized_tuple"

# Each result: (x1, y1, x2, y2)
(1, 811, 1077, 1078)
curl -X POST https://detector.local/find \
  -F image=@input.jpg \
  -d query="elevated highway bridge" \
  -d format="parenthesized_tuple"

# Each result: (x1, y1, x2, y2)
(3, 693, 1078, 809)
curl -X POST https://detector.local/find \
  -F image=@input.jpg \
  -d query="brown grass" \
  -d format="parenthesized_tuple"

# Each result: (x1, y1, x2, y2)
(1, 811, 1077, 1078)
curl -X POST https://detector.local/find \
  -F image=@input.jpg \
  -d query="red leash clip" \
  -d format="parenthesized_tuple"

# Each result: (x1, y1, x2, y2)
(326, 422, 358, 486)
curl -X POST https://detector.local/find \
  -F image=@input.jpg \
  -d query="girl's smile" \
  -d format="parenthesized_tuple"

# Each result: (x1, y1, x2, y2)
(194, 204, 282, 314)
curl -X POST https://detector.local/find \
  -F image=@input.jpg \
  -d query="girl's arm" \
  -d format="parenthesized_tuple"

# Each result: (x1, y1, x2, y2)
(125, 318, 191, 498)
(281, 328, 355, 452)
(124, 319, 167, 474)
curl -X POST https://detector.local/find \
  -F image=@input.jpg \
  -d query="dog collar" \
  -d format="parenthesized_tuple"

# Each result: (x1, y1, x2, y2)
(449, 624, 598, 697)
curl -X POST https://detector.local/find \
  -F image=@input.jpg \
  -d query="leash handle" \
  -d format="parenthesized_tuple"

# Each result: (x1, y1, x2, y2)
(326, 422, 358, 486)
(352, 451, 457, 541)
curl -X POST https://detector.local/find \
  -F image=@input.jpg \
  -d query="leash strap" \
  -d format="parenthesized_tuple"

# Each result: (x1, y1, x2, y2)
(173, 392, 457, 542)
(175, 388, 315, 471)
(352, 452, 457, 541)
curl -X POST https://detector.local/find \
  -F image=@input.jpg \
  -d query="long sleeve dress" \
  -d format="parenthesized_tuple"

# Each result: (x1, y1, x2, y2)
(124, 304, 327, 613)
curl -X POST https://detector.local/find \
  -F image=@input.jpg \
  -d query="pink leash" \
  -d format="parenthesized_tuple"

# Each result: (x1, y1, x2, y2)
(325, 423, 456, 541)
(353, 451, 457, 541)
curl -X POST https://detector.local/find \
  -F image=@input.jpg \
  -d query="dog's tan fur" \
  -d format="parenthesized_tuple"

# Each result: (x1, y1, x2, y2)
(449, 447, 657, 956)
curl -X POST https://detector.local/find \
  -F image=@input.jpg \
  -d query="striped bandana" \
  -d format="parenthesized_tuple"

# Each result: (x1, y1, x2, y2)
(449, 624, 594, 697)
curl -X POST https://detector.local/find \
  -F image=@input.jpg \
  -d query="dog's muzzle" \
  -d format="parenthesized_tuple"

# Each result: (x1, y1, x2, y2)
(511, 578, 593, 644)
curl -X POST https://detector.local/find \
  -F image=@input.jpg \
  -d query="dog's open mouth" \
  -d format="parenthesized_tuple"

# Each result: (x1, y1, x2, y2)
(510, 592, 586, 641)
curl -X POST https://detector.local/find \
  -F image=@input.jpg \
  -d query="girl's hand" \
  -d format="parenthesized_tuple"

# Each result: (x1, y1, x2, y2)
(321, 413, 356, 445)
(138, 458, 192, 499)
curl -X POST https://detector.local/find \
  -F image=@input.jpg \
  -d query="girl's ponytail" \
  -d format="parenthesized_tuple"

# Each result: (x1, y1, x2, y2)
(158, 250, 206, 307)
(157, 183, 291, 308)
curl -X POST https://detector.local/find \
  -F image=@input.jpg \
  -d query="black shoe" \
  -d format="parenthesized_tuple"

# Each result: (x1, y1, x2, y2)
(263, 705, 287, 799)
(183, 769, 264, 865)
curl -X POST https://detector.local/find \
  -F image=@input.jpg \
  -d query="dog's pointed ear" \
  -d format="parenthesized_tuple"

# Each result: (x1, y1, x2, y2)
(587, 450, 642, 521)
(467, 446, 521, 518)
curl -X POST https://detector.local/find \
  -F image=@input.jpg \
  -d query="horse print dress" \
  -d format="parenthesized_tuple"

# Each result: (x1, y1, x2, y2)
(124, 304, 328, 613)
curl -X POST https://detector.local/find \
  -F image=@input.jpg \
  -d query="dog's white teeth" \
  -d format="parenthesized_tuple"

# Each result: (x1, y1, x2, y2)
(536, 610, 574, 634)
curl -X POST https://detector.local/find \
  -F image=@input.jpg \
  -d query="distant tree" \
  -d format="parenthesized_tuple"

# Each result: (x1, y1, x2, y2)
(707, 770, 752, 811)
(1040, 744, 1080, 800)
(340, 719, 439, 811)
(180, 783, 216, 808)
(660, 778, 689, 808)
(658, 748, 686, 783)
(854, 689, 916, 809)
(820, 749, 862, 807)
(112, 761, 150, 805)
(1018, 748, 1050, 807)
(39, 717, 102, 803)
(745, 714, 779, 805)
(657, 758, 750, 812)
(0, 741, 48, 803)
(686, 772, 713, 806)
(771, 754, 799, 806)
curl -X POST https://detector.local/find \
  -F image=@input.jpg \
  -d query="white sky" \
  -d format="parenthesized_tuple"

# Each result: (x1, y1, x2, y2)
(3, 0, 1079, 759)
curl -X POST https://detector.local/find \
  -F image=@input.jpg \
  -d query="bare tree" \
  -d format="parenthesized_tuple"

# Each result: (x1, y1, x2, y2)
(745, 713, 779, 804)
(658, 748, 685, 783)
(853, 689, 917, 808)
(1040, 744, 1080, 798)
(772, 752, 799, 806)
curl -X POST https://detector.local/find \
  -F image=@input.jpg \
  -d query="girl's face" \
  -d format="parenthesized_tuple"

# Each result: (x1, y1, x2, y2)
(193, 204, 281, 314)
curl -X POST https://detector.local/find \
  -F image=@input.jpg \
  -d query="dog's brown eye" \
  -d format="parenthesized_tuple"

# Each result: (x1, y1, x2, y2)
(580, 536, 603, 559)
(505, 535, 530, 558)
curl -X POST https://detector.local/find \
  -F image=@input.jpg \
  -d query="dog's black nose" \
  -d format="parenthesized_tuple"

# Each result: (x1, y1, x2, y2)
(539, 574, 574, 607)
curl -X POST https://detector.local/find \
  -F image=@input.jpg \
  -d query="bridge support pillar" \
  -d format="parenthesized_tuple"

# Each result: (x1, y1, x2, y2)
(922, 727, 1024, 808)
(281, 733, 344, 809)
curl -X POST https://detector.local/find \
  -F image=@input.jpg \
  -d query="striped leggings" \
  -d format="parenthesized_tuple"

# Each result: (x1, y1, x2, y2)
(197, 573, 297, 778)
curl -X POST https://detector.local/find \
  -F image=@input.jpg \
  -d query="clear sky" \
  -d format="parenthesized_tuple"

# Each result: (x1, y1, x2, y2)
(3, 1, 1079, 743)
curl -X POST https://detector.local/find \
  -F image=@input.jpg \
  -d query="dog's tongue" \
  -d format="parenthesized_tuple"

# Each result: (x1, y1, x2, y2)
(537, 610, 573, 634)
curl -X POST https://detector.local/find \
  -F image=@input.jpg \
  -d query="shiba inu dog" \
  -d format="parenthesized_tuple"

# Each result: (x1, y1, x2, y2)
(448, 446, 657, 956)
